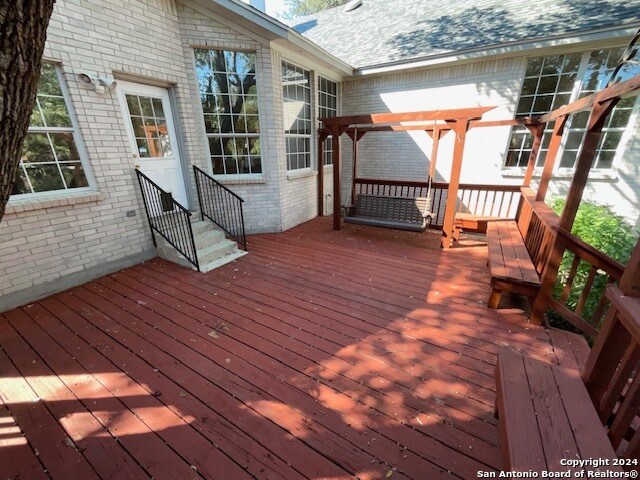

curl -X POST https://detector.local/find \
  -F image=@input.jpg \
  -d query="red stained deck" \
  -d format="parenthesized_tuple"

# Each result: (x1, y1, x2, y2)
(1, 218, 574, 480)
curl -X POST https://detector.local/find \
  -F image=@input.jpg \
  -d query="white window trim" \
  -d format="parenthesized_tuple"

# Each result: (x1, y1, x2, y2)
(503, 46, 633, 174)
(282, 59, 314, 172)
(11, 63, 95, 201)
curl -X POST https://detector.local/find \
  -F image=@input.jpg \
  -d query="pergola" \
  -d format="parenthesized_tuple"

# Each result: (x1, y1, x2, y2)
(318, 72, 640, 332)
(318, 107, 543, 248)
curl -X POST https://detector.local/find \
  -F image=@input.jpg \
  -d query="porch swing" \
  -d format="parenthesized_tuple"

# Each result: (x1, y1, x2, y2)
(318, 106, 496, 248)
(342, 125, 439, 232)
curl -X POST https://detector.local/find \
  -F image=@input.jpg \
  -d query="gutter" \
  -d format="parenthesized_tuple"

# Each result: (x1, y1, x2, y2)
(353, 23, 640, 77)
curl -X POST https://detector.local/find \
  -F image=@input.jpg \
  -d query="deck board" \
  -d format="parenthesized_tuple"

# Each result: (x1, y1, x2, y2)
(0, 217, 571, 479)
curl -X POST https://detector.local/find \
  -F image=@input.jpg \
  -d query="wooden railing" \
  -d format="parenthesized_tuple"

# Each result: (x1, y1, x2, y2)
(583, 285, 640, 460)
(547, 228, 625, 338)
(516, 186, 625, 338)
(353, 178, 521, 228)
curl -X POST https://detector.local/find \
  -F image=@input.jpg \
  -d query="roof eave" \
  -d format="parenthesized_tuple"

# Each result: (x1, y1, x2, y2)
(353, 23, 640, 77)
(201, 0, 354, 76)
(281, 30, 354, 76)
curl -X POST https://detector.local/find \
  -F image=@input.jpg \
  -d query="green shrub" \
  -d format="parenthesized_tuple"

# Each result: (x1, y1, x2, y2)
(547, 198, 637, 332)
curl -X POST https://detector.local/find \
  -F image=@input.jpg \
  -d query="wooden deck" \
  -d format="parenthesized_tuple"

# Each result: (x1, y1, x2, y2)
(1, 218, 575, 480)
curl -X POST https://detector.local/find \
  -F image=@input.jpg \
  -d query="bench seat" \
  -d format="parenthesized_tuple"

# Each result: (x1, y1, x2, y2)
(344, 216, 426, 232)
(344, 194, 432, 232)
(486, 220, 541, 308)
(453, 213, 505, 237)
(495, 348, 623, 475)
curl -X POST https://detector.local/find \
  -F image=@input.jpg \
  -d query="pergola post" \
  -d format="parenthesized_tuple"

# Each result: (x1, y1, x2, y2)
(536, 116, 567, 201)
(350, 130, 365, 205)
(427, 126, 442, 179)
(530, 100, 617, 324)
(331, 125, 342, 230)
(523, 124, 545, 187)
(441, 119, 470, 249)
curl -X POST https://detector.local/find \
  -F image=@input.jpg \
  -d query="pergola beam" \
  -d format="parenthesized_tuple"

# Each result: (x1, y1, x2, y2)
(318, 117, 541, 137)
(320, 106, 495, 127)
(539, 75, 640, 123)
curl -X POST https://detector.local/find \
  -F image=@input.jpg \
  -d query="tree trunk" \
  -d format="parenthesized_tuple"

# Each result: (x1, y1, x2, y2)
(0, 0, 56, 222)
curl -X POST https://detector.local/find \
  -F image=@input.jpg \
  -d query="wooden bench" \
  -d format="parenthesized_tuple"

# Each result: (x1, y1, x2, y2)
(496, 286, 640, 473)
(343, 194, 433, 232)
(486, 220, 541, 308)
(495, 348, 624, 475)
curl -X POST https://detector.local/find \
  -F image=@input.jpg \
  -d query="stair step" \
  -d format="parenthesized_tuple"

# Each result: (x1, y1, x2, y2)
(194, 229, 225, 248)
(197, 239, 237, 265)
(191, 220, 213, 235)
(199, 249, 248, 273)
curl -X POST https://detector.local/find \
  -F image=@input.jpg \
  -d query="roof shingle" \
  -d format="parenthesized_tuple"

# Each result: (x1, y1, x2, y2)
(292, 0, 640, 69)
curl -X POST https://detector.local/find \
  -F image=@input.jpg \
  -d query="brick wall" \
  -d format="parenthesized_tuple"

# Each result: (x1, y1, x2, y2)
(1, 0, 195, 301)
(0, 0, 344, 308)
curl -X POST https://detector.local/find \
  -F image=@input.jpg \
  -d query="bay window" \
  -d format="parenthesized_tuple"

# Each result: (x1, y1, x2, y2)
(282, 61, 312, 170)
(318, 76, 338, 166)
(194, 49, 261, 175)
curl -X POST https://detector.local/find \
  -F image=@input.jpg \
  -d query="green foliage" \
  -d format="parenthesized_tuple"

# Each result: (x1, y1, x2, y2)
(284, 0, 349, 19)
(548, 198, 637, 332)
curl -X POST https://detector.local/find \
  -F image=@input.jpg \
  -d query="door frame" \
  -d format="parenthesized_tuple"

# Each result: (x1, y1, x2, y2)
(117, 79, 192, 209)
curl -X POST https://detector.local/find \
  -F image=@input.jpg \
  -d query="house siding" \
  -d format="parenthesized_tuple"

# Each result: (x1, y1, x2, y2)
(340, 55, 640, 226)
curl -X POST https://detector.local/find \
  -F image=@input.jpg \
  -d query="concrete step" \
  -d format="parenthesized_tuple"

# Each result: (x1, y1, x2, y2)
(200, 249, 248, 273)
(190, 220, 214, 235)
(197, 239, 237, 265)
(194, 228, 225, 248)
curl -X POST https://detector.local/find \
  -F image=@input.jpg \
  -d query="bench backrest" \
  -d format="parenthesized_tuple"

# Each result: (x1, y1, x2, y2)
(583, 285, 640, 459)
(352, 195, 428, 224)
(516, 188, 560, 275)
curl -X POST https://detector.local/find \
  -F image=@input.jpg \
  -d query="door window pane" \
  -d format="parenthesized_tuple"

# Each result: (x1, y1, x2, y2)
(125, 94, 172, 158)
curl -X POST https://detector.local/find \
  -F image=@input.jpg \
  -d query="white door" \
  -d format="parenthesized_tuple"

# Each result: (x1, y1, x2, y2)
(118, 81, 188, 208)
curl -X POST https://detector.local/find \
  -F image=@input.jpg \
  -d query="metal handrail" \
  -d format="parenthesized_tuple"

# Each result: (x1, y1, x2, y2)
(193, 166, 247, 250)
(135, 169, 200, 271)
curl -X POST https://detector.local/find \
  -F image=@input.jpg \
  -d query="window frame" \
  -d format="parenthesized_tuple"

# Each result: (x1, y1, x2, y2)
(194, 48, 263, 178)
(10, 63, 93, 200)
(282, 60, 313, 172)
(504, 46, 639, 174)
(318, 75, 338, 167)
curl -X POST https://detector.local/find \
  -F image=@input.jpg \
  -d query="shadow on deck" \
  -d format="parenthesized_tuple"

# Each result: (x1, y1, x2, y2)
(1, 217, 570, 480)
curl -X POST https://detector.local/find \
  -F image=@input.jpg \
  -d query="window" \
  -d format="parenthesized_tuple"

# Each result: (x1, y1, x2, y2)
(318, 76, 338, 166)
(12, 64, 89, 196)
(506, 47, 639, 170)
(194, 49, 261, 175)
(282, 61, 312, 170)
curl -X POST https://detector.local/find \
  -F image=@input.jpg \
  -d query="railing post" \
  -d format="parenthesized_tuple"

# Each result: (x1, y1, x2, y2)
(135, 169, 157, 247)
(619, 238, 640, 298)
(530, 100, 617, 325)
(193, 166, 204, 222)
